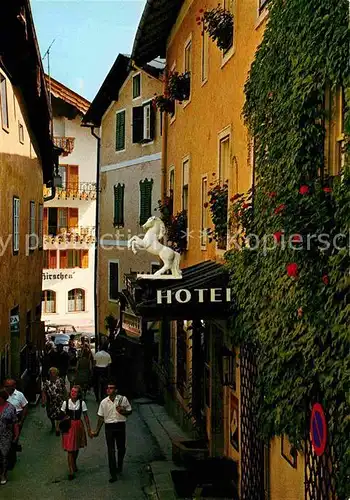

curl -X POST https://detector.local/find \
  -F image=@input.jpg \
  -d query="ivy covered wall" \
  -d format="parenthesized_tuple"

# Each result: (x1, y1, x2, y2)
(225, 0, 349, 496)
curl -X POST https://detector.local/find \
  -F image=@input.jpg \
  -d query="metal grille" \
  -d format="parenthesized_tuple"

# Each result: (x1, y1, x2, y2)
(304, 407, 338, 500)
(240, 343, 265, 500)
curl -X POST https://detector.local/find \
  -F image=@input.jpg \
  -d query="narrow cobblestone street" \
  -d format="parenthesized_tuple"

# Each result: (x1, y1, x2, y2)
(2, 394, 164, 500)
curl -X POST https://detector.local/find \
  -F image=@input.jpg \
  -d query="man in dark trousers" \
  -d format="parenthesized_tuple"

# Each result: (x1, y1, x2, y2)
(92, 381, 132, 482)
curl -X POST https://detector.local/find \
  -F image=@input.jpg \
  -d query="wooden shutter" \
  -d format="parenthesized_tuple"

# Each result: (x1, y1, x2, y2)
(149, 104, 156, 141)
(68, 250, 74, 268)
(132, 106, 143, 143)
(139, 178, 153, 225)
(43, 207, 48, 235)
(49, 250, 57, 269)
(60, 250, 68, 269)
(68, 208, 79, 230)
(81, 250, 89, 268)
(113, 183, 125, 227)
(109, 262, 119, 300)
(67, 165, 79, 188)
(115, 111, 125, 151)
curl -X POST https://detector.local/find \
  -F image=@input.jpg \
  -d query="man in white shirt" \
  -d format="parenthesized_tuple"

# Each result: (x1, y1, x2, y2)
(92, 380, 132, 482)
(4, 379, 29, 450)
(93, 343, 112, 402)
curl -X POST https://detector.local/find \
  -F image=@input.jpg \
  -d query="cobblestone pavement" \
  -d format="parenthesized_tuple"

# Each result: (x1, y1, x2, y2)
(1, 392, 164, 500)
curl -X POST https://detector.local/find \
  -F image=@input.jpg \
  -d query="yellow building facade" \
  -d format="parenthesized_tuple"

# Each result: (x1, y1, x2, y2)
(131, 0, 308, 498)
(0, 2, 54, 381)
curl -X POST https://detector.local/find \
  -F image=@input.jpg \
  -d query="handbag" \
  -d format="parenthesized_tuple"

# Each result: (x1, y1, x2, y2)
(59, 400, 71, 433)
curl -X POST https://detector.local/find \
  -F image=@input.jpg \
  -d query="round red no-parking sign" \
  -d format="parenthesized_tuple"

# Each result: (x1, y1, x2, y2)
(310, 403, 327, 456)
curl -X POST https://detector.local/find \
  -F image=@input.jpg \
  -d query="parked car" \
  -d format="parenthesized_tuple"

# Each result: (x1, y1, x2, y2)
(45, 324, 77, 335)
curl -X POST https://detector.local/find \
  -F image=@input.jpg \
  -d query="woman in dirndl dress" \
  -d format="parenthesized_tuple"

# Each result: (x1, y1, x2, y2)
(60, 385, 92, 480)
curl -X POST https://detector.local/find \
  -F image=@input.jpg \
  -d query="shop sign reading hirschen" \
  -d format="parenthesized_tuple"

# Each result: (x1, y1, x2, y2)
(156, 288, 232, 305)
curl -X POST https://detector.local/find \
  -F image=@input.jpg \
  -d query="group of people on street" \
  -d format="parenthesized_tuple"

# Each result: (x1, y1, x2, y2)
(0, 379, 28, 485)
(0, 338, 131, 485)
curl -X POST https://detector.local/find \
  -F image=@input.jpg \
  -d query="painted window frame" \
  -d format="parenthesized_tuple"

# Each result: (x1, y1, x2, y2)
(182, 155, 190, 250)
(18, 121, 24, 144)
(221, 0, 236, 68)
(13, 197, 20, 254)
(108, 259, 120, 303)
(42, 290, 56, 314)
(132, 72, 141, 100)
(183, 34, 192, 107)
(0, 73, 9, 131)
(115, 108, 126, 153)
(68, 288, 86, 312)
(201, 26, 209, 85)
(142, 100, 153, 143)
(217, 125, 232, 252)
(29, 201, 36, 251)
(38, 203, 43, 249)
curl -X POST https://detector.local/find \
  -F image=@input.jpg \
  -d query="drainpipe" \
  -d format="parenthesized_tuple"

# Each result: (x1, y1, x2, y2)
(44, 183, 56, 202)
(90, 127, 101, 348)
(161, 68, 169, 201)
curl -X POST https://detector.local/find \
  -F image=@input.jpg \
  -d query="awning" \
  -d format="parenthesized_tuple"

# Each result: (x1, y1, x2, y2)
(121, 261, 234, 321)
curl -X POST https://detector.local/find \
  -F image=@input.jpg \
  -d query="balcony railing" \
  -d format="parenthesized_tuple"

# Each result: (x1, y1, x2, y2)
(44, 226, 96, 245)
(53, 136, 75, 156)
(43, 182, 97, 200)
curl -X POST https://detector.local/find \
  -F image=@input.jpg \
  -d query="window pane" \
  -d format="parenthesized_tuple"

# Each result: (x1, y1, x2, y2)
(0, 76, 9, 129)
(109, 262, 119, 300)
(202, 30, 209, 82)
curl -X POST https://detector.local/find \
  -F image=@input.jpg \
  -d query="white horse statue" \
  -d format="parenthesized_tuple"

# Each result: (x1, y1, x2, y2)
(127, 216, 182, 278)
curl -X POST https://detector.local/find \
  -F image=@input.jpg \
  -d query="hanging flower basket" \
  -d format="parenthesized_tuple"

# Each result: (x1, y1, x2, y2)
(157, 199, 187, 254)
(201, 6, 234, 52)
(153, 95, 175, 114)
(168, 71, 191, 101)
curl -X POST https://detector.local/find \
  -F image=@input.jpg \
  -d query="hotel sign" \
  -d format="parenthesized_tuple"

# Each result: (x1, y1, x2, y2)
(122, 312, 142, 337)
(156, 287, 232, 305)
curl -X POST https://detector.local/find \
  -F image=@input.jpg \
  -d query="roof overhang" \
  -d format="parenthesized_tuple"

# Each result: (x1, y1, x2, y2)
(0, 0, 54, 183)
(131, 0, 185, 66)
(121, 261, 234, 321)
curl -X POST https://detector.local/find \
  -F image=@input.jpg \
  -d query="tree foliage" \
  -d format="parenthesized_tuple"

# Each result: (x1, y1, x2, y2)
(225, 0, 349, 496)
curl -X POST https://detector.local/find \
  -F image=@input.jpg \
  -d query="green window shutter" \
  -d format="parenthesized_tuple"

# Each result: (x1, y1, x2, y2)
(114, 183, 125, 227)
(115, 111, 125, 151)
(132, 106, 143, 143)
(139, 178, 153, 225)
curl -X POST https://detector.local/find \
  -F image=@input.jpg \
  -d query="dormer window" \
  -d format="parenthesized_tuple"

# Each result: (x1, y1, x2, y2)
(132, 73, 141, 99)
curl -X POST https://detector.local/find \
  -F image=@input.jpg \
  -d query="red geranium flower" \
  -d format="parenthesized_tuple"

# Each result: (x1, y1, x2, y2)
(286, 262, 298, 278)
(299, 185, 309, 195)
(322, 274, 329, 285)
(274, 204, 286, 214)
(203, 202, 209, 208)
(323, 187, 332, 193)
(297, 307, 303, 318)
(268, 192, 277, 198)
(199, 8, 204, 13)
(242, 203, 250, 209)
(196, 16, 201, 21)
(291, 234, 302, 244)
(273, 231, 283, 243)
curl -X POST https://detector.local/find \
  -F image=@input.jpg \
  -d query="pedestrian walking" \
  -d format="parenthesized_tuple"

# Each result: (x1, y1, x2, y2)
(67, 340, 78, 390)
(55, 344, 69, 381)
(41, 367, 66, 435)
(26, 342, 40, 404)
(0, 387, 20, 485)
(42, 342, 56, 382)
(91, 380, 132, 482)
(60, 385, 92, 480)
(92, 343, 112, 402)
(74, 346, 92, 399)
(4, 379, 28, 450)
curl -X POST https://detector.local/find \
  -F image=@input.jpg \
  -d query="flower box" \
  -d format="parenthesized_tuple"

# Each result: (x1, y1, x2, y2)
(202, 6, 234, 52)
(168, 71, 191, 102)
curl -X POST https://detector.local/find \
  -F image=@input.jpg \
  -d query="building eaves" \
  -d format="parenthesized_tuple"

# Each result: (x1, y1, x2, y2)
(82, 54, 130, 127)
(131, 0, 185, 66)
(45, 75, 91, 115)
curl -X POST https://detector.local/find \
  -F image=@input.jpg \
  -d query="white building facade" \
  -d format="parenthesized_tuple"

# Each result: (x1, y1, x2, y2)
(41, 77, 97, 333)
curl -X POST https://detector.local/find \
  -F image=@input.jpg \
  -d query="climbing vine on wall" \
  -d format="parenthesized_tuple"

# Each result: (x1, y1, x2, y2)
(225, 0, 349, 496)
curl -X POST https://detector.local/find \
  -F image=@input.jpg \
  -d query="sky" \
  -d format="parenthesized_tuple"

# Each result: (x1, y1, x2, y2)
(31, 0, 145, 102)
